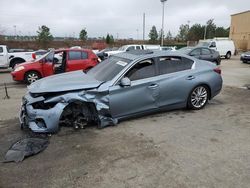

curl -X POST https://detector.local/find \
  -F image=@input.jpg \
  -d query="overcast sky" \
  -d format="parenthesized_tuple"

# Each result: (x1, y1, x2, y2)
(0, 0, 249, 39)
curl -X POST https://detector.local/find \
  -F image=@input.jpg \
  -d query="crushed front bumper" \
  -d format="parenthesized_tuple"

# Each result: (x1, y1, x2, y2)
(19, 94, 66, 133)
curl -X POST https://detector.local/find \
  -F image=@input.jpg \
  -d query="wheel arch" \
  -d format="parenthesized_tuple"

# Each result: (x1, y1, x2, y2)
(9, 57, 26, 68)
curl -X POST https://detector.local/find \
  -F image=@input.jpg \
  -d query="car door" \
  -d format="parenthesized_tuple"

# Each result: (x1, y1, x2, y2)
(155, 56, 195, 108)
(0, 46, 8, 67)
(189, 48, 201, 59)
(66, 51, 89, 72)
(201, 48, 214, 62)
(41, 51, 54, 77)
(109, 58, 159, 118)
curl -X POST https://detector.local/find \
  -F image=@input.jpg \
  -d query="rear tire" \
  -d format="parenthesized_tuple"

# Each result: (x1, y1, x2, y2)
(187, 85, 209, 110)
(225, 52, 231, 59)
(25, 71, 41, 84)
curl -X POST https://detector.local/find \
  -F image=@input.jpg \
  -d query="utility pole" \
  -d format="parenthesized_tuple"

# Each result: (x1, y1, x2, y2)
(204, 25, 207, 40)
(160, 0, 167, 46)
(13, 25, 16, 40)
(143, 13, 145, 41)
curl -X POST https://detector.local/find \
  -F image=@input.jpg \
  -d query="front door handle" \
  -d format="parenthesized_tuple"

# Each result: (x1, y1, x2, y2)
(186, 75, 195, 80)
(148, 83, 158, 89)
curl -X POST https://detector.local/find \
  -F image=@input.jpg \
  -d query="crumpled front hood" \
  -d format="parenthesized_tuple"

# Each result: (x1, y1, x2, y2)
(28, 71, 103, 94)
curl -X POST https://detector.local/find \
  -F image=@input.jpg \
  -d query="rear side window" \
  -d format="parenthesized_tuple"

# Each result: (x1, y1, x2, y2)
(81, 51, 88, 59)
(0, 47, 3, 53)
(157, 56, 194, 75)
(136, 46, 141, 50)
(69, 51, 81, 60)
(201, 48, 211, 55)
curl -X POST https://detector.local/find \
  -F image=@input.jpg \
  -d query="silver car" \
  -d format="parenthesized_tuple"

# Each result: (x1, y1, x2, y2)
(20, 50, 222, 133)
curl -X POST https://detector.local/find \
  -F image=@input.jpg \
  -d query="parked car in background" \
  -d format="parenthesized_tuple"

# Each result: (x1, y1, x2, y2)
(0, 45, 35, 69)
(197, 38, 235, 59)
(240, 52, 250, 63)
(160, 46, 176, 51)
(11, 48, 99, 84)
(104, 44, 160, 57)
(95, 47, 118, 60)
(178, 47, 221, 65)
(9, 49, 34, 53)
(19, 50, 222, 133)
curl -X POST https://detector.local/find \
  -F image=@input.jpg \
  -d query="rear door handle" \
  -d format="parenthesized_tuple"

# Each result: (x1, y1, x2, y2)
(186, 75, 195, 80)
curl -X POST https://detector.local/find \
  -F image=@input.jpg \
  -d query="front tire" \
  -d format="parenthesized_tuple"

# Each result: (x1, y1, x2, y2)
(188, 85, 209, 110)
(25, 71, 41, 84)
(225, 52, 231, 59)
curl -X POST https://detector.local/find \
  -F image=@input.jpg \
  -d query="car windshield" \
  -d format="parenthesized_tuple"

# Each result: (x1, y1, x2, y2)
(35, 51, 53, 62)
(87, 56, 131, 81)
(118, 45, 127, 51)
(197, 42, 210, 47)
(178, 47, 193, 54)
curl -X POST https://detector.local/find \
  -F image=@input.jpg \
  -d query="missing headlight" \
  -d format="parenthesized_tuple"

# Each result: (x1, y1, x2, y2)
(32, 101, 57, 109)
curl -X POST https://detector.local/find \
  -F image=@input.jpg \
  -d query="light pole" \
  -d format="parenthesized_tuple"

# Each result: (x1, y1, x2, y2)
(160, 0, 167, 46)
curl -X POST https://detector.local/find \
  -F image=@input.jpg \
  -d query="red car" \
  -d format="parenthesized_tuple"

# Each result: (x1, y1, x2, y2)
(11, 49, 99, 84)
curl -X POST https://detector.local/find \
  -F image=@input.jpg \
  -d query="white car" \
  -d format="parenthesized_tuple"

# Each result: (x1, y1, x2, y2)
(0, 45, 35, 69)
(104, 44, 161, 57)
(198, 38, 235, 59)
(160, 46, 176, 51)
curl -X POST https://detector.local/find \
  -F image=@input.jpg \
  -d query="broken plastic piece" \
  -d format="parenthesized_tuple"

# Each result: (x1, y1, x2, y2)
(4, 138, 49, 163)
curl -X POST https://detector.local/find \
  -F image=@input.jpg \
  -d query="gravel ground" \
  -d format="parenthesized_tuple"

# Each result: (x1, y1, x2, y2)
(0, 56, 249, 188)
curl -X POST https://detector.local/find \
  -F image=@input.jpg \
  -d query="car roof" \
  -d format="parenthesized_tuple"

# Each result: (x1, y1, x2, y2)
(112, 50, 194, 61)
(55, 48, 92, 53)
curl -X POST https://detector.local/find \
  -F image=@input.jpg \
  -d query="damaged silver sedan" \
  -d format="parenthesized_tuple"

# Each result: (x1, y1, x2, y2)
(20, 50, 222, 133)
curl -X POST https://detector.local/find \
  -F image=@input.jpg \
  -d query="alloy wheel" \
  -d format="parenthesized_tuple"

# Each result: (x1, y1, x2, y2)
(190, 86, 208, 108)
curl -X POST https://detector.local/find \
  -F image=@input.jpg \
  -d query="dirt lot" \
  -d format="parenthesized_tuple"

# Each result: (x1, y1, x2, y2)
(0, 56, 250, 188)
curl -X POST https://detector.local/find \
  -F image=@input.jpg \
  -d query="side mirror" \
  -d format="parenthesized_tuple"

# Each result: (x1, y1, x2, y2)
(39, 59, 44, 63)
(120, 77, 131, 87)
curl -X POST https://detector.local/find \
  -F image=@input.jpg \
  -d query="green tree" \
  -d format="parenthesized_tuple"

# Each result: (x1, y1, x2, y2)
(215, 27, 229, 37)
(177, 24, 189, 41)
(205, 19, 216, 39)
(148, 26, 158, 43)
(166, 30, 172, 41)
(187, 24, 204, 41)
(37, 25, 53, 48)
(105, 34, 114, 44)
(79, 28, 88, 41)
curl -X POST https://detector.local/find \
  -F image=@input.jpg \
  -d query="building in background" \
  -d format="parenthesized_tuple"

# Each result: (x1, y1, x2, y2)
(230, 10, 250, 51)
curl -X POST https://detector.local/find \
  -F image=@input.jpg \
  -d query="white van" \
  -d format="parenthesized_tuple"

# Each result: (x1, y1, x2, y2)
(198, 38, 235, 59)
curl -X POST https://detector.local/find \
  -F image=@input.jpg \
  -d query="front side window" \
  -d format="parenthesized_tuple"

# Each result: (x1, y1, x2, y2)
(69, 51, 81, 60)
(136, 46, 141, 50)
(125, 59, 156, 81)
(157, 56, 194, 75)
(0, 47, 3, 53)
(126, 46, 135, 51)
(81, 51, 88, 59)
(190, 49, 201, 56)
(210, 42, 216, 48)
(201, 48, 211, 55)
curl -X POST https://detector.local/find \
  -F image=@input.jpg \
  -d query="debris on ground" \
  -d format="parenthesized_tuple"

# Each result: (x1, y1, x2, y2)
(4, 137, 49, 163)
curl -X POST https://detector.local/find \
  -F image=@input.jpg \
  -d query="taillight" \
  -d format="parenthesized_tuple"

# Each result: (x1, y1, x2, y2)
(92, 58, 99, 63)
(213, 67, 221, 75)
